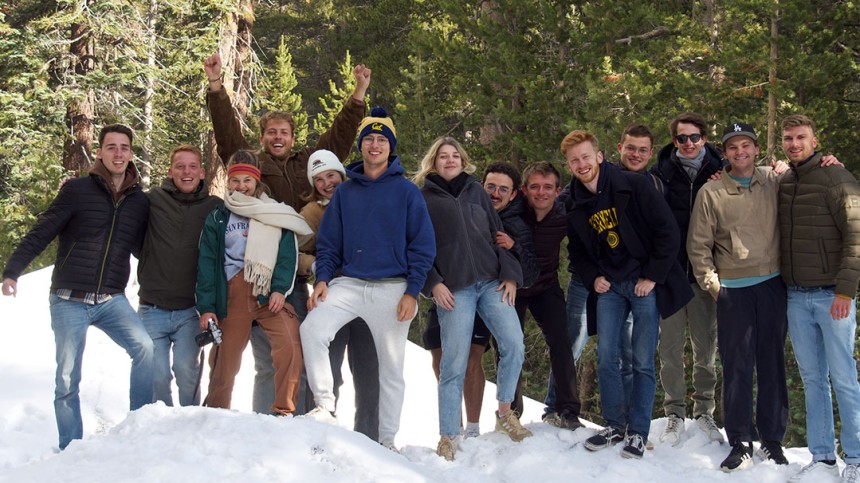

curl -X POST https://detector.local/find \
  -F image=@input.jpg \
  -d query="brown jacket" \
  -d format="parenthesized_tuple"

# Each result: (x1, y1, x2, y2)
(778, 152, 860, 297)
(297, 200, 326, 276)
(206, 88, 365, 210)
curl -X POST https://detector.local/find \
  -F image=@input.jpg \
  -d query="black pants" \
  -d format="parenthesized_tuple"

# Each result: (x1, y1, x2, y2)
(717, 276, 788, 444)
(511, 284, 580, 416)
(330, 318, 380, 442)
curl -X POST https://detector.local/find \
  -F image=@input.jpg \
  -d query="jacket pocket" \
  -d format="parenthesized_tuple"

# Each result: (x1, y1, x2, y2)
(59, 241, 77, 269)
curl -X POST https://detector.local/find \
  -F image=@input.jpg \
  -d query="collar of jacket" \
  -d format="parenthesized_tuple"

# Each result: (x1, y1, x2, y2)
(791, 152, 823, 177)
(159, 177, 212, 204)
(719, 165, 767, 194)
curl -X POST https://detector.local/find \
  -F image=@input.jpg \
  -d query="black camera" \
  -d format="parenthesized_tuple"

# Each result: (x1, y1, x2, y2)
(195, 319, 223, 347)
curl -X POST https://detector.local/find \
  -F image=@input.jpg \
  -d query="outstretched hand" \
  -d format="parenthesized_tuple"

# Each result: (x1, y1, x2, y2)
(204, 52, 223, 91)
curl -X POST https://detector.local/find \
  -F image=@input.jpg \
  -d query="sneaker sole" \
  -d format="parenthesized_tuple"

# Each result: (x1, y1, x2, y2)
(622, 449, 644, 459)
(584, 440, 621, 452)
(720, 458, 753, 473)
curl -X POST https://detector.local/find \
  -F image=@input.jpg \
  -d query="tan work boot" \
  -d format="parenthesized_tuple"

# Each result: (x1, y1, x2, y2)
(495, 411, 533, 442)
(436, 436, 455, 461)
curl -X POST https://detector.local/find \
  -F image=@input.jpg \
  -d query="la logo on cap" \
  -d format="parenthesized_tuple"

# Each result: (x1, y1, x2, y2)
(734, 124, 742, 132)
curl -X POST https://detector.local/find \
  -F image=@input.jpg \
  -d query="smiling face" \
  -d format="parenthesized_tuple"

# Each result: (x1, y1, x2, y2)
(433, 143, 464, 182)
(360, 133, 391, 171)
(523, 172, 561, 215)
(97, 132, 133, 178)
(228, 173, 258, 197)
(617, 135, 653, 173)
(782, 125, 818, 164)
(312, 169, 344, 200)
(723, 135, 760, 178)
(673, 122, 707, 159)
(168, 150, 204, 194)
(566, 141, 603, 191)
(260, 119, 295, 160)
(483, 172, 517, 212)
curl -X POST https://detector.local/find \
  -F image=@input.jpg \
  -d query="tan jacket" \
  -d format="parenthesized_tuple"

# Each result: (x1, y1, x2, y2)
(206, 88, 365, 210)
(297, 200, 326, 276)
(687, 166, 780, 296)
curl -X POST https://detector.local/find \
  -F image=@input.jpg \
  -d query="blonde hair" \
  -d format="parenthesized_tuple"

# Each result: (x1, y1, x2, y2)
(412, 136, 476, 185)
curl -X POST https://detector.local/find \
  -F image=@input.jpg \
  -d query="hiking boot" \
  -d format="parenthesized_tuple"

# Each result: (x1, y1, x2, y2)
(584, 426, 625, 451)
(720, 442, 753, 472)
(757, 440, 788, 465)
(659, 414, 685, 446)
(789, 460, 839, 482)
(622, 433, 646, 459)
(696, 414, 726, 443)
(495, 411, 533, 442)
(843, 464, 860, 483)
(436, 436, 455, 461)
(542, 411, 562, 428)
(303, 406, 337, 425)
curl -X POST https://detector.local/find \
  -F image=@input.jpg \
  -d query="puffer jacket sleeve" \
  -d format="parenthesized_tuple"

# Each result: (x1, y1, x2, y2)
(479, 189, 522, 286)
(504, 215, 540, 289)
(828, 169, 860, 297)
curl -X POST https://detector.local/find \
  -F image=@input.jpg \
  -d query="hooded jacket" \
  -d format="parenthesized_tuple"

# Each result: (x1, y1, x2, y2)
(420, 174, 523, 296)
(314, 157, 436, 298)
(3, 160, 149, 294)
(137, 178, 223, 309)
(207, 88, 365, 210)
(650, 142, 725, 283)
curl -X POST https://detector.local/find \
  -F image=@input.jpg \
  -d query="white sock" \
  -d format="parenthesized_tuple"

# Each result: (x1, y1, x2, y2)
(466, 422, 480, 433)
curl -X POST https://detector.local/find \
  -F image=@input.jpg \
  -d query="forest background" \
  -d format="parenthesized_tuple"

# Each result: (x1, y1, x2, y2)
(0, 0, 858, 449)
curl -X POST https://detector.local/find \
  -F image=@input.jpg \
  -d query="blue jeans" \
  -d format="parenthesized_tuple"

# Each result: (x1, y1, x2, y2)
(595, 279, 659, 437)
(437, 280, 524, 437)
(49, 294, 154, 449)
(139, 305, 201, 406)
(787, 286, 860, 464)
(545, 277, 633, 413)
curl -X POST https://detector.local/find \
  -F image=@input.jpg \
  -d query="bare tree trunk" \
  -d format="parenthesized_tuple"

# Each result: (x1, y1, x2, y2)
(140, 0, 158, 190)
(63, 20, 95, 175)
(767, 6, 779, 160)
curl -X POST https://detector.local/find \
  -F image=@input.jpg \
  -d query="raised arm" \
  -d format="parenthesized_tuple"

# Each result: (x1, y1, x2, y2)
(204, 52, 252, 165)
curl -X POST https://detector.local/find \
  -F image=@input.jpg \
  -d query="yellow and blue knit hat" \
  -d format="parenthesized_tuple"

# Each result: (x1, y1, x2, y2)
(357, 107, 397, 152)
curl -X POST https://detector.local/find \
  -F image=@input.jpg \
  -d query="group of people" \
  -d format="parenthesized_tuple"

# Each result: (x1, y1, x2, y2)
(1, 54, 858, 483)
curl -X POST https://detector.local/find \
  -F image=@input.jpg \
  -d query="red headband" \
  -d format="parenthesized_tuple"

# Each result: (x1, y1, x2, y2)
(227, 164, 261, 181)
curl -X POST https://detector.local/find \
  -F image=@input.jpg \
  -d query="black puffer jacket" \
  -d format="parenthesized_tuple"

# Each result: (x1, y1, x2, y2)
(519, 201, 567, 297)
(3, 162, 150, 294)
(498, 195, 540, 289)
(650, 142, 725, 283)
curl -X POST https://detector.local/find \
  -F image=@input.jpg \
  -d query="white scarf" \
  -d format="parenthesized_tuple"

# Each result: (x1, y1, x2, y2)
(224, 191, 313, 296)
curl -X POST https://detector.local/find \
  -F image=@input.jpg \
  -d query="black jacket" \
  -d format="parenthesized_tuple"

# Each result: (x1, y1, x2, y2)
(498, 195, 540, 289)
(137, 179, 222, 309)
(650, 142, 725, 283)
(3, 162, 150, 294)
(421, 174, 523, 295)
(567, 162, 692, 323)
(519, 201, 566, 297)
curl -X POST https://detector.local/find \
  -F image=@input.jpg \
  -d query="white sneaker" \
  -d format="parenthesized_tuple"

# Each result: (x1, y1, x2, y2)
(303, 406, 337, 425)
(844, 464, 860, 483)
(789, 460, 840, 482)
(695, 414, 726, 443)
(659, 414, 685, 446)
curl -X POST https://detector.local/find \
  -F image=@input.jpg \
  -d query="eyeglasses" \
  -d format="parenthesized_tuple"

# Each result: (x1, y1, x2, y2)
(362, 136, 389, 146)
(485, 183, 511, 195)
(675, 134, 703, 144)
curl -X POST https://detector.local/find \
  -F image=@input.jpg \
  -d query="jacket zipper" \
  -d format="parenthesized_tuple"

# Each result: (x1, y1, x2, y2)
(96, 191, 129, 293)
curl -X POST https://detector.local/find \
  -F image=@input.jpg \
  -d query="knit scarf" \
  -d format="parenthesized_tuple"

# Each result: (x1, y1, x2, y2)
(674, 146, 707, 180)
(223, 191, 313, 296)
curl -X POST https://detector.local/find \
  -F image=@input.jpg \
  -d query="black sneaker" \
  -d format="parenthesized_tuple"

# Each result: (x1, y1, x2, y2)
(757, 440, 788, 465)
(559, 411, 584, 431)
(584, 426, 625, 451)
(622, 433, 646, 459)
(720, 442, 753, 472)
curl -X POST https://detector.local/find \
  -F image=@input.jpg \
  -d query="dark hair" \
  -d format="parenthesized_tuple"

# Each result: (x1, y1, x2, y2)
(781, 114, 816, 134)
(482, 161, 521, 188)
(99, 124, 134, 145)
(620, 124, 653, 145)
(668, 112, 706, 138)
(522, 161, 561, 188)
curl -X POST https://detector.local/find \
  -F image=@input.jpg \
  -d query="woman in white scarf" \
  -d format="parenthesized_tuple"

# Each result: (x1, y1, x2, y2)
(196, 150, 312, 415)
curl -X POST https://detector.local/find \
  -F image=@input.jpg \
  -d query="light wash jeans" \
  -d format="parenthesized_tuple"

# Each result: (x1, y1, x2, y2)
(49, 294, 154, 449)
(545, 276, 632, 414)
(595, 279, 660, 437)
(437, 280, 524, 437)
(139, 305, 201, 406)
(787, 286, 860, 464)
(300, 277, 412, 446)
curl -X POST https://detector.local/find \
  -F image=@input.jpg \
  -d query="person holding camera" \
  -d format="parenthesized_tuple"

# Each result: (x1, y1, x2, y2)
(137, 145, 222, 407)
(195, 150, 312, 414)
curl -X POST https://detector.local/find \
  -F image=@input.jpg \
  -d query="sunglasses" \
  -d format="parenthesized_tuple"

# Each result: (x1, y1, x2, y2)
(675, 134, 703, 144)
(485, 183, 511, 195)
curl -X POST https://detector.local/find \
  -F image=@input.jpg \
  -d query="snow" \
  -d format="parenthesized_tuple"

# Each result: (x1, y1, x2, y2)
(0, 265, 841, 482)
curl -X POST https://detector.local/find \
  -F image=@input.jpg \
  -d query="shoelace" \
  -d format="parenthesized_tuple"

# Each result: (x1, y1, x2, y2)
(627, 434, 645, 449)
(666, 416, 683, 432)
(699, 415, 720, 432)
(845, 465, 860, 482)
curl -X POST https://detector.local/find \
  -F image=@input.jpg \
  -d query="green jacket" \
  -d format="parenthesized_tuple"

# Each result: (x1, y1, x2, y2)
(195, 205, 298, 320)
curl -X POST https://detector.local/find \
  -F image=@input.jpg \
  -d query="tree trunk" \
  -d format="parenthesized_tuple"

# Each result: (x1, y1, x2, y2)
(63, 20, 95, 175)
(140, 0, 158, 190)
(767, 6, 779, 160)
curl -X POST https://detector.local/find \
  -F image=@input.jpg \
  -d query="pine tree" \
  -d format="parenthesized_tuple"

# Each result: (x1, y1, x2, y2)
(255, 36, 308, 147)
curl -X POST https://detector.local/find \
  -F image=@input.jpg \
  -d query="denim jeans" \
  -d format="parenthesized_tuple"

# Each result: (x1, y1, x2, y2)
(787, 286, 860, 464)
(250, 282, 309, 414)
(49, 294, 154, 449)
(437, 280, 524, 437)
(139, 305, 201, 406)
(595, 279, 660, 437)
(545, 276, 632, 414)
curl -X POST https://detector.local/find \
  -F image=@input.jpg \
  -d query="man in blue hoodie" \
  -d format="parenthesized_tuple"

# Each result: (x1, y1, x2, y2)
(300, 108, 436, 450)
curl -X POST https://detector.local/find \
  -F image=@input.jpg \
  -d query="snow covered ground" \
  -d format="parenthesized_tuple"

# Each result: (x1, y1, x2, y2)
(0, 265, 842, 482)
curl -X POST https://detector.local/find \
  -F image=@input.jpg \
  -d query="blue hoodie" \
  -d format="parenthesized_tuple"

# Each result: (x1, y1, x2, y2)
(315, 156, 436, 298)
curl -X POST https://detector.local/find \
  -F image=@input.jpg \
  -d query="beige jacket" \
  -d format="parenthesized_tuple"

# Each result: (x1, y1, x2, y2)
(297, 200, 326, 276)
(687, 166, 780, 296)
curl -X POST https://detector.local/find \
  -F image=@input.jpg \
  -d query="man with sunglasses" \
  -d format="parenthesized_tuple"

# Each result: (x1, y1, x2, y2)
(650, 112, 726, 446)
